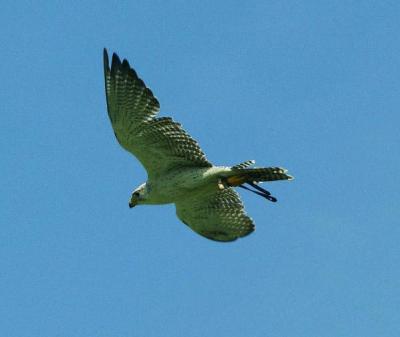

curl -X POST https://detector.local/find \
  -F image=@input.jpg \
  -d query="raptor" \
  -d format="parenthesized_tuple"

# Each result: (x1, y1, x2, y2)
(103, 49, 293, 242)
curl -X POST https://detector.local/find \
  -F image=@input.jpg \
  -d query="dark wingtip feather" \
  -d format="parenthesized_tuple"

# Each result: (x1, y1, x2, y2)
(111, 52, 121, 71)
(103, 48, 109, 72)
(128, 67, 138, 80)
(121, 59, 131, 71)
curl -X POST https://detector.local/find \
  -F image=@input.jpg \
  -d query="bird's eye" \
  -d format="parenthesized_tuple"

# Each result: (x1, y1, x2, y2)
(133, 192, 140, 197)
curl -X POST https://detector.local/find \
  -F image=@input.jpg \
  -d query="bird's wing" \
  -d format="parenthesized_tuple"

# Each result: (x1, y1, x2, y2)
(175, 188, 255, 242)
(103, 49, 212, 179)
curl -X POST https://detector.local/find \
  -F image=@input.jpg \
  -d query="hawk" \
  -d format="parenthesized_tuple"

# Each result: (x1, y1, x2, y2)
(103, 49, 293, 242)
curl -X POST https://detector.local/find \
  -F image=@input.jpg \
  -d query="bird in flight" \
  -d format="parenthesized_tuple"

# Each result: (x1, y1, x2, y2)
(103, 49, 293, 242)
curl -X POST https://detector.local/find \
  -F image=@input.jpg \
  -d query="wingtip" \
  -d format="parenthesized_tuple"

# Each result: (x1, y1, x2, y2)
(121, 58, 131, 71)
(103, 48, 109, 70)
(111, 52, 121, 69)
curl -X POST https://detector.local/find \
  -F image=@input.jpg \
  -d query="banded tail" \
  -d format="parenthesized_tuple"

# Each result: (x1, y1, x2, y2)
(225, 167, 293, 187)
(231, 160, 256, 170)
(222, 165, 293, 202)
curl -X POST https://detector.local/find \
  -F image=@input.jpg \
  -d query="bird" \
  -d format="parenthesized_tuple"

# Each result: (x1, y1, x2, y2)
(103, 49, 293, 242)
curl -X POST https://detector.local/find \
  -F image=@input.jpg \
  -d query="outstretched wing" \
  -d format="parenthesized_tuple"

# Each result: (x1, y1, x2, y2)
(175, 188, 255, 242)
(103, 49, 212, 178)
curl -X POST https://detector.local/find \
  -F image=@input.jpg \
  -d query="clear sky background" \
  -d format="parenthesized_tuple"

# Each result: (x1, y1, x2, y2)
(1, 1, 399, 337)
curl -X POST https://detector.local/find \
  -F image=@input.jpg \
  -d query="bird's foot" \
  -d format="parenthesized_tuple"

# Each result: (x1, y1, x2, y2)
(217, 179, 225, 190)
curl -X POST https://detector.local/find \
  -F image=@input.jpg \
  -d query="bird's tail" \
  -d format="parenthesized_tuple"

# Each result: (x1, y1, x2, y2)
(219, 164, 293, 202)
(224, 166, 293, 187)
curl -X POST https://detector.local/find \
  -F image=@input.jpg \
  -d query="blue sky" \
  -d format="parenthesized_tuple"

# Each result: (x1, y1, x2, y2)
(1, 1, 399, 336)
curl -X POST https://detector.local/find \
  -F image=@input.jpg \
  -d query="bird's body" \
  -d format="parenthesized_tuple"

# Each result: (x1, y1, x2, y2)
(144, 166, 229, 204)
(103, 49, 293, 242)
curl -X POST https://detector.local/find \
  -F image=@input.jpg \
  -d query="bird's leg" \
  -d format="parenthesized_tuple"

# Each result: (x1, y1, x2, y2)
(246, 181, 272, 196)
(238, 182, 277, 202)
(248, 181, 277, 202)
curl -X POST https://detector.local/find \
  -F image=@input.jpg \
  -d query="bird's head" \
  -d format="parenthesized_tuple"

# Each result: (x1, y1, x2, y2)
(129, 183, 147, 208)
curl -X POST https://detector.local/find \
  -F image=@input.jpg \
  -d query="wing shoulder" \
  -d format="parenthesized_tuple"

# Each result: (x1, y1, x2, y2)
(137, 117, 212, 173)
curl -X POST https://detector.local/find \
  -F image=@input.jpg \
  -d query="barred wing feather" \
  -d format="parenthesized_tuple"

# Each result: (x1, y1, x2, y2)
(175, 188, 255, 242)
(103, 49, 212, 178)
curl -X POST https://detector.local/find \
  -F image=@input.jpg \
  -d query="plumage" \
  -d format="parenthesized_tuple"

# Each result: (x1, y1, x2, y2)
(104, 50, 211, 179)
(176, 188, 254, 242)
(103, 49, 293, 242)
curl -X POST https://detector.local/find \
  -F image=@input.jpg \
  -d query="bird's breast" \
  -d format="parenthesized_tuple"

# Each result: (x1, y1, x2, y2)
(147, 166, 228, 203)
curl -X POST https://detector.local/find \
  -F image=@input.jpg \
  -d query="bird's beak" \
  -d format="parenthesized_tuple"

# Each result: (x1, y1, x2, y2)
(129, 200, 137, 208)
